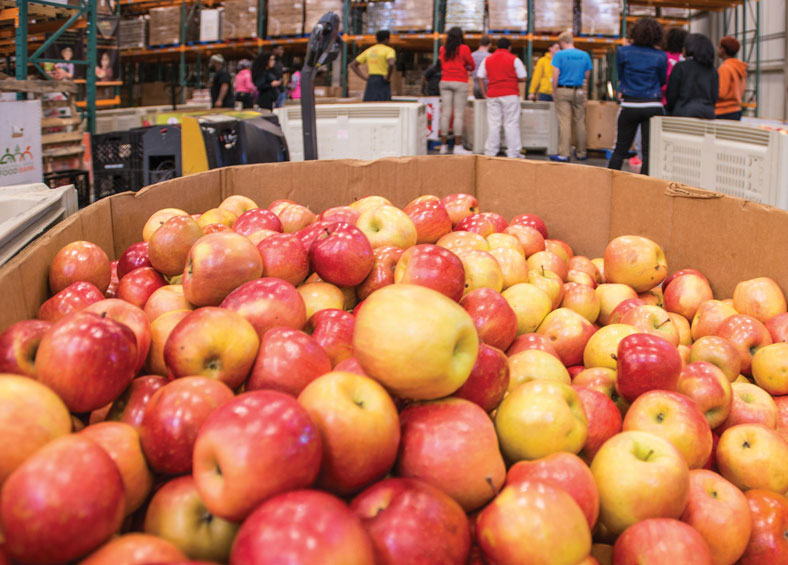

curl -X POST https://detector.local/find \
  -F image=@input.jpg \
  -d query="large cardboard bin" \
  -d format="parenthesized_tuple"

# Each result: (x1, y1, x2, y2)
(0, 155, 786, 330)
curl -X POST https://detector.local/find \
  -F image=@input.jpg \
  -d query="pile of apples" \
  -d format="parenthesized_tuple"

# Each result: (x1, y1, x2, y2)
(2, 191, 788, 565)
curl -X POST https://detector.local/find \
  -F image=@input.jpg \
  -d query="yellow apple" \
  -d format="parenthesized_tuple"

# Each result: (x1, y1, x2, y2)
(436, 231, 489, 254)
(603, 235, 667, 293)
(596, 284, 639, 325)
(348, 195, 393, 215)
(457, 250, 504, 295)
(501, 283, 552, 335)
(197, 208, 238, 229)
(218, 195, 258, 217)
(297, 282, 345, 319)
(356, 205, 417, 250)
(752, 343, 788, 395)
(142, 208, 189, 241)
(717, 423, 788, 493)
(508, 349, 571, 391)
(488, 247, 528, 289)
(733, 277, 788, 323)
(486, 233, 524, 257)
(583, 324, 638, 370)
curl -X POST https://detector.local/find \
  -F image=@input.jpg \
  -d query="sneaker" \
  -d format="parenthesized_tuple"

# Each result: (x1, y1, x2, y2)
(439, 145, 449, 155)
(452, 145, 473, 155)
(549, 155, 570, 163)
(574, 152, 588, 161)
(629, 156, 642, 167)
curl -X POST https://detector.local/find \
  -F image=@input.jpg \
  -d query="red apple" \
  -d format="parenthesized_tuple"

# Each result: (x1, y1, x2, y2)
(612, 518, 712, 564)
(193, 391, 322, 522)
(509, 213, 548, 239)
(620, 304, 680, 346)
(690, 335, 742, 383)
(232, 208, 282, 236)
(663, 268, 709, 292)
(0, 435, 125, 563)
(80, 533, 186, 565)
(664, 272, 714, 321)
(143, 208, 189, 241)
(453, 343, 509, 413)
(106, 374, 168, 429)
(309, 222, 374, 287)
(776, 396, 788, 444)
(268, 198, 295, 214)
(536, 307, 596, 367)
(220, 277, 306, 338)
(118, 266, 167, 309)
(404, 199, 452, 244)
(305, 309, 354, 367)
(84, 298, 151, 372)
(394, 244, 466, 302)
(182, 232, 263, 306)
(460, 288, 518, 351)
(147, 216, 203, 277)
(319, 205, 359, 224)
(506, 452, 599, 529)
(677, 361, 733, 429)
(335, 356, 367, 376)
(765, 311, 788, 343)
(456, 213, 498, 237)
(35, 311, 137, 412)
(717, 382, 778, 432)
(573, 385, 622, 462)
(397, 398, 506, 511)
(503, 224, 546, 257)
(546, 238, 574, 262)
(49, 240, 111, 294)
(356, 246, 405, 301)
(505, 332, 560, 359)
(607, 297, 647, 325)
(277, 203, 317, 233)
(144, 284, 194, 321)
(117, 241, 152, 279)
(441, 193, 479, 226)
(256, 233, 310, 286)
(715, 314, 773, 375)
(351, 477, 470, 565)
(692, 299, 739, 340)
(568, 255, 602, 284)
(739, 489, 788, 564)
(526, 250, 568, 281)
(573, 367, 629, 416)
(37, 280, 104, 322)
(201, 223, 231, 234)
(0, 319, 52, 377)
(616, 332, 682, 403)
(562, 282, 602, 323)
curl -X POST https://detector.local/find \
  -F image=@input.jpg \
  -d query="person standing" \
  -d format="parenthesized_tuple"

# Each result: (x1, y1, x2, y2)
(234, 59, 256, 109)
(662, 27, 688, 104)
(271, 44, 288, 108)
(471, 35, 491, 99)
(422, 60, 442, 96)
(607, 18, 667, 176)
(528, 42, 559, 101)
(209, 54, 234, 109)
(289, 58, 303, 101)
(476, 37, 527, 159)
(666, 34, 718, 119)
(438, 26, 475, 155)
(551, 32, 593, 162)
(350, 30, 396, 102)
(253, 52, 282, 111)
(715, 36, 748, 120)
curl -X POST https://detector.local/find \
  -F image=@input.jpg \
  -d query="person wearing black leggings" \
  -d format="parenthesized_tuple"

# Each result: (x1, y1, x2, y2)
(608, 18, 667, 176)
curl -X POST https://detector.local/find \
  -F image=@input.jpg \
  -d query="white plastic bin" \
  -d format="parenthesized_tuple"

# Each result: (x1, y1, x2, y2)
(465, 99, 558, 155)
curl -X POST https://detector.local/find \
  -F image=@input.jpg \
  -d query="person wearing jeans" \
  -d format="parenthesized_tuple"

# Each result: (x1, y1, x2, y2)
(608, 18, 667, 176)
(476, 37, 527, 159)
(551, 32, 593, 162)
(439, 26, 475, 155)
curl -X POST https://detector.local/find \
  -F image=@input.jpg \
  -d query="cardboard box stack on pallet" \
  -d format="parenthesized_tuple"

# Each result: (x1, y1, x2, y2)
(119, 17, 146, 49)
(268, 0, 304, 36)
(200, 8, 223, 42)
(581, 0, 621, 36)
(305, 0, 344, 33)
(391, 0, 434, 32)
(533, 0, 574, 33)
(223, 0, 258, 39)
(445, 0, 485, 33)
(148, 6, 199, 46)
(488, 0, 528, 32)
(365, 1, 395, 34)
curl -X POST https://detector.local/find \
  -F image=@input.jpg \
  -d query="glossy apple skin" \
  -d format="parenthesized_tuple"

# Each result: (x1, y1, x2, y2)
(677, 361, 733, 429)
(143, 208, 189, 241)
(506, 452, 600, 529)
(144, 476, 240, 563)
(404, 199, 453, 244)
(664, 273, 714, 321)
(356, 246, 405, 301)
(268, 198, 295, 214)
(298, 281, 346, 319)
(717, 424, 788, 493)
(356, 205, 417, 250)
(526, 250, 568, 281)
(453, 343, 509, 413)
(80, 533, 186, 565)
(616, 333, 682, 403)
(230, 489, 374, 565)
(256, 233, 310, 286)
(0, 436, 125, 563)
(182, 232, 263, 306)
(144, 284, 193, 321)
(319, 205, 360, 224)
(147, 215, 205, 277)
(277, 203, 317, 233)
(680, 469, 751, 565)
(509, 213, 548, 239)
(766, 312, 788, 343)
(506, 332, 560, 359)
(603, 235, 667, 293)
(247, 327, 331, 395)
(620, 304, 680, 346)
(140, 377, 234, 475)
(612, 518, 712, 565)
(220, 277, 306, 338)
(118, 266, 167, 309)
(596, 283, 639, 325)
(692, 300, 739, 340)
(201, 223, 232, 234)
(477, 480, 591, 565)
(537, 307, 596, 367)
(572, 385, 622, 462)
(309, 222, 374, 287)
(394, 244, 466, 302)
(118, 241, 152, 279)
(0, 320, 52, 377)
(441, 193, 479, 227)
(193, 391, 323, 522)
(85, 298, 151, 373)
(350, 477, 470, 565)
(397, 398, 506, 512)
(690, 335, 742, 383)
(35, 311, 137, 413)
(0, 375, 72, 486)
(106, 374, 168, 429)
(739, 489, 788, 564)
(715, 314, 773, 376)
(606, 297, 646, 325)
(305, 309, 354, 367)
(164, 307, 260, 389)
(456, 213, 498, 237)
(460, 288, 518, 351)
(37, 280, 104, 322)
(49, 240, 112, 294)
(232, 208, 282, 236)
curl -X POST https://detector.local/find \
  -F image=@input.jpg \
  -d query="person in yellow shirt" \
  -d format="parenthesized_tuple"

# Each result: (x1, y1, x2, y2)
(528, 42, 560, 101)
(350, 30, 396, 102)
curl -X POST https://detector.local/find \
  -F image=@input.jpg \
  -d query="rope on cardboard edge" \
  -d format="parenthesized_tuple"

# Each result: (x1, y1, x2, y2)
(664, 182, 723, 200)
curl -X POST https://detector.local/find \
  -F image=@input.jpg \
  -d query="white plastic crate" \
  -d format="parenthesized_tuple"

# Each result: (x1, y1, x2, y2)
(274, 103, 428, 162)
(0, 183, 78, 266)
(465, 99, 558, 155)
(649, 116, 788, 210)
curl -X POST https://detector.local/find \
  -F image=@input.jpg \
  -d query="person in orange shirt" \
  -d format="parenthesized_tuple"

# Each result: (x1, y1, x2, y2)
(715, 36, 748, 120)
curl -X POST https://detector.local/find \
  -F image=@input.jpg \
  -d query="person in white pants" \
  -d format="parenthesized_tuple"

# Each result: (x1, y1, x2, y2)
(476, 37, 527, 159)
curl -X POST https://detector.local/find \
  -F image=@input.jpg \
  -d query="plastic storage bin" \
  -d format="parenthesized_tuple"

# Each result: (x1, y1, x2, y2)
(465, 99, 558, 155)
(274, 103, 428, 162)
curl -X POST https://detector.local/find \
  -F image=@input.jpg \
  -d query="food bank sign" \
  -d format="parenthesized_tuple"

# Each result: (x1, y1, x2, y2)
(0, 100, 43, 185)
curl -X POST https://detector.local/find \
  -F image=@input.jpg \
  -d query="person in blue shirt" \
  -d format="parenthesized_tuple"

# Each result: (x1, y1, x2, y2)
(551, 32, 594, 162)
(608, 18, 667, 176)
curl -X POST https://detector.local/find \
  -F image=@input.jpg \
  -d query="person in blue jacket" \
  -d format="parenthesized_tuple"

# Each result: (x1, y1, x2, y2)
(608, 18, 667, 176)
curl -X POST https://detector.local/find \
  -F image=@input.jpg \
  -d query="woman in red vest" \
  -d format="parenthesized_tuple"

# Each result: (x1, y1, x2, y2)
(475, 37, 527, 159)
(438, 27, 475, 155)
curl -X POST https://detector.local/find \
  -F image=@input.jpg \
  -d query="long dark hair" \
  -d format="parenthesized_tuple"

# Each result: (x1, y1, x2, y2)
(252, 52, 271, 84)
(444, 27, 464, 59)
(684, 33, 715, 67)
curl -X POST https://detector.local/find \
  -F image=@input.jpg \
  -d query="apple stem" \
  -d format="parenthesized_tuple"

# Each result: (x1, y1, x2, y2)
(645, 449, 654, 461)
(656, 318, 671, 329)
(742, 441, 751, 449)
(610, 353, 617, 361)
(486, 476, 499, 497)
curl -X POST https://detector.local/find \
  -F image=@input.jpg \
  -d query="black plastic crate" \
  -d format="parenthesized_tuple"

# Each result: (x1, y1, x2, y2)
(93, 171, 137, 201)
(92, 131, 135, 173)
(43, 169, 91, 208)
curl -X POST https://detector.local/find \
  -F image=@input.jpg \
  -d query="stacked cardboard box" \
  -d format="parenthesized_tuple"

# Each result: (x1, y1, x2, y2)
(488, 0, 528, 32)
(223, 0, 258, 39)
(148, 7, 181, 46)
(445, 0, 484, 32)
(533, 0, 573, 33)
(392, 0, 433, 32)
(581, 0, 621, 36)
(627, 6, 656, 16)
(365, 1, 395, 34)
(268, 0, 304, 36)
(305, 0, 344, 33)
(200, 8, 222, 42)
(119, 17, 146, 50)
(661, 7, 690, 19)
